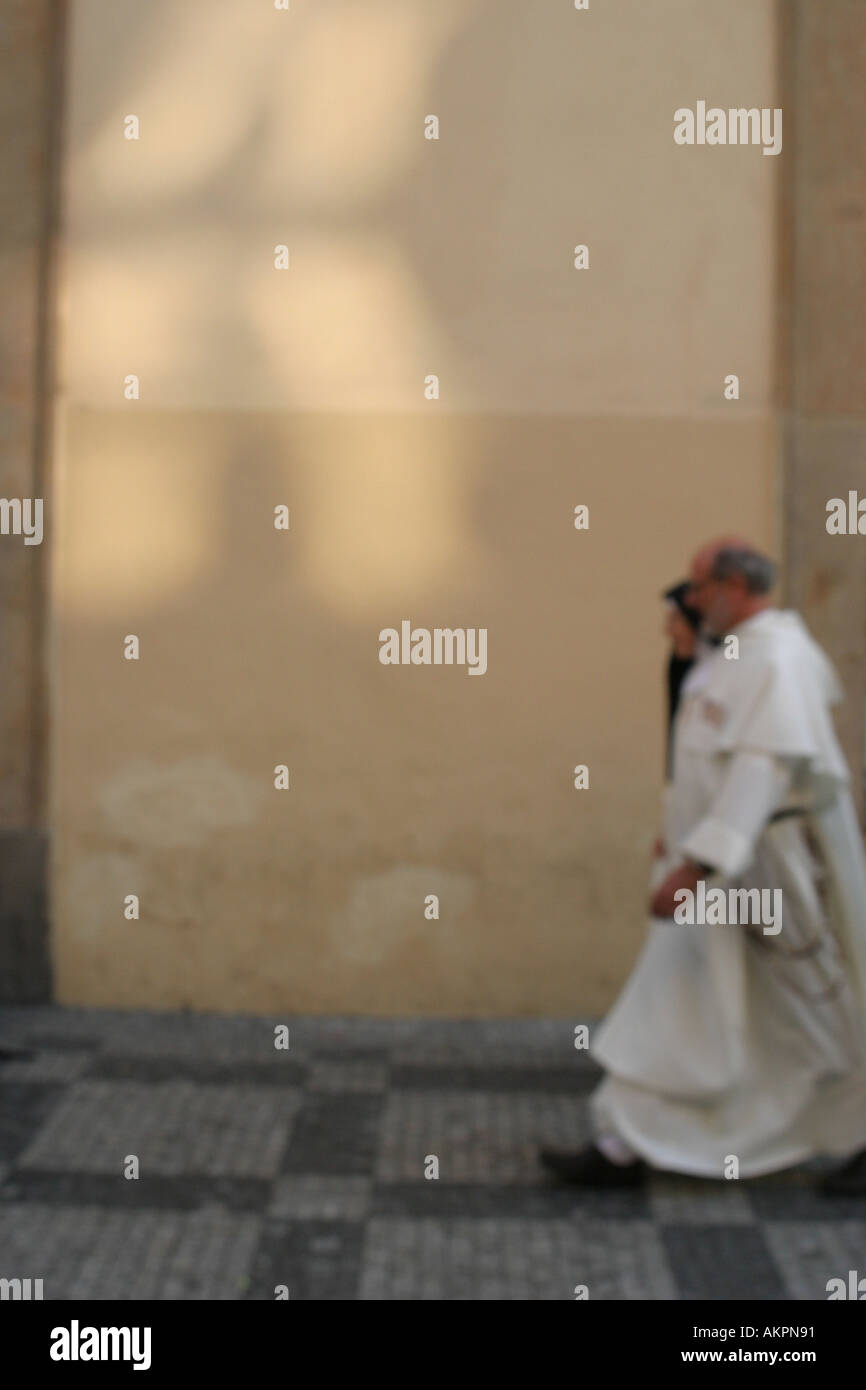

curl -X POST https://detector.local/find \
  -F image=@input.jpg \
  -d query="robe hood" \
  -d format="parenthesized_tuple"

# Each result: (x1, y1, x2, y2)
(707, 609, 851, 797)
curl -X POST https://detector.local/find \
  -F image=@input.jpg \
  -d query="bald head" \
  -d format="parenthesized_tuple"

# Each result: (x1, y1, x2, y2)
(686, 538, 776, 635)
(689, 536, 754, 587)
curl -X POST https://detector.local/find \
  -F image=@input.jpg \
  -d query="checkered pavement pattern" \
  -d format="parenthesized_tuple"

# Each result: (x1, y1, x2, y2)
(0, 1007, 861, 1300)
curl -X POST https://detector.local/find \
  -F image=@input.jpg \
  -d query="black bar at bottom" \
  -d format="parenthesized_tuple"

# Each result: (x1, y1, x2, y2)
(1, 1298, 857, 1376)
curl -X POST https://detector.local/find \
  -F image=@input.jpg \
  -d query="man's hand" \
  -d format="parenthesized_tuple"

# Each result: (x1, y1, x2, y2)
(650, 860, 705, 918)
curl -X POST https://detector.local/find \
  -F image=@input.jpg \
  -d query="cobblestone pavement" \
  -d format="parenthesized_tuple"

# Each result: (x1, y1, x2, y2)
(0, 1007, 861, 1300)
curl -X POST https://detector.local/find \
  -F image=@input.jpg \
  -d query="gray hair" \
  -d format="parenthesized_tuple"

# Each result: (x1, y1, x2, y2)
(710, 547, 777, 595)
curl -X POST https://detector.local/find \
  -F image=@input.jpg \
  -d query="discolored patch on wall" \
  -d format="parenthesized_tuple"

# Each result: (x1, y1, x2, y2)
(330, 866, 476, 966)
(97, 756, 266, 850)
(61, 851, 144, 945)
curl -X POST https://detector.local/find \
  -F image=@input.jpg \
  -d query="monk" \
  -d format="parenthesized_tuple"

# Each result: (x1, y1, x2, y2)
(541, 540, 866, 1193)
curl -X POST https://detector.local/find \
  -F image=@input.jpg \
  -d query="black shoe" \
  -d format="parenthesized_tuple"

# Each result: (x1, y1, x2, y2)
(539, 1143, 647, 1188)
(820, 1148, 866, 1196)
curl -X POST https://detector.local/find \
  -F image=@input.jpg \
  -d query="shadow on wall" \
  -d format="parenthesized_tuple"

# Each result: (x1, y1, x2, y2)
(52, 0, 778, 1014)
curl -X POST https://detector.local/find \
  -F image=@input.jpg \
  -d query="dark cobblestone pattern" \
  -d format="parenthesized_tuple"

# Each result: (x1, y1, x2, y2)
(660, 1225, 788, 1301)
(0, 1007, 862, 1300)
(0, 1082, 66, 1164)
(248, 1219, 366, 1301)
(0, 1171, 271, 1213)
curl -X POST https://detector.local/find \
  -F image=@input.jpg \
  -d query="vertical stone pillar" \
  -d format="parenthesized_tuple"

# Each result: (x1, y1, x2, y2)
(781, 0, 866, 817)
(0, 1, 64, 999)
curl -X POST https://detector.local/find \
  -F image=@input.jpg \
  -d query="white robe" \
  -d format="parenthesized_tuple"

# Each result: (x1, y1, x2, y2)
(590, 609, 866, 1177)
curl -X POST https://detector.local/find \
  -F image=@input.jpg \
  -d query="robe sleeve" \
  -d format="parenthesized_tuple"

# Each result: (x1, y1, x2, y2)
(678, 749, 794, 878)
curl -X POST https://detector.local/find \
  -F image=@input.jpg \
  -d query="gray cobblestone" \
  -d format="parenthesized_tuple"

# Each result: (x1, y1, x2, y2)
(377, 1090, 591, 1183)
(0, 1050, 89, 1085)
(358, 1217, 677, 1300)
(308, 1061, 388, 1093)
(763, 1222, 866, 1301)
(18, 1081, 301, 1178)
(0, 1006, 861, 1300)
(269, 1176, 371, 1221)
(649, 1174, 755, 1225)
(0, 1202, 260, 1299)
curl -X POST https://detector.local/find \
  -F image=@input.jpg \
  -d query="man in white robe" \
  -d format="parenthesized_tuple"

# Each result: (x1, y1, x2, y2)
(541, 540, 866, 1191)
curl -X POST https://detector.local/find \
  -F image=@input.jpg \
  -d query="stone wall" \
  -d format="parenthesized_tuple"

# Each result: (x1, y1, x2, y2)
(0, 0, 63, 999)
(781, 0, 866, 815)
(13, 1, 864, 1012)
(49, 0, 778, 1015)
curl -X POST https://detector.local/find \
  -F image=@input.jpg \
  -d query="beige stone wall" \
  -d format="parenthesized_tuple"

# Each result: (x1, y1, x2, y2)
(52, 0, 779, 1014)
(0, 0, 55, 832)
(781, 0, 866, 813)
(0, 0, 60, 999)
